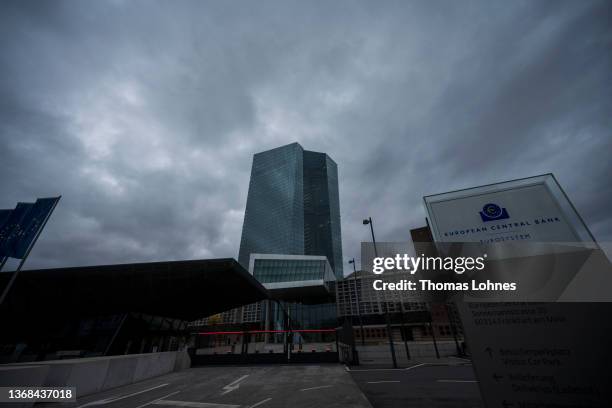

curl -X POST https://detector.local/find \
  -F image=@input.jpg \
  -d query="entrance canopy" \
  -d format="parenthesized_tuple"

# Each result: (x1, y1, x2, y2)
(0, 258, 269, 321)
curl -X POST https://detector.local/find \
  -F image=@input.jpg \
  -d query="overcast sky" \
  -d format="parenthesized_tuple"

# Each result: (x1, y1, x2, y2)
(1, 0, 610, 272)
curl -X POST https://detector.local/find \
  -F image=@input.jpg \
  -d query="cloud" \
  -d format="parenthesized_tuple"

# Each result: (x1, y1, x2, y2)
(0, 0, 610, 271)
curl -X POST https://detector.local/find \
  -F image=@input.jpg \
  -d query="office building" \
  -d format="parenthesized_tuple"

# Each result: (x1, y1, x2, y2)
(192, 143, 343, 351)
(238, 142, 343, 279)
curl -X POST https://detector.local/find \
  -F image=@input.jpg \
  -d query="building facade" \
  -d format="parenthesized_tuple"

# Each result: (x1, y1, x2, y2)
(192, 143, 344, 343)
(335, 270, 464, 344)
(249, 254, 336, 297)
(238, 143, 343, 279)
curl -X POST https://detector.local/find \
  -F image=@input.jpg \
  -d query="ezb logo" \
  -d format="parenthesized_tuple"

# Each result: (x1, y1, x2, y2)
(479, 203, 509, 222)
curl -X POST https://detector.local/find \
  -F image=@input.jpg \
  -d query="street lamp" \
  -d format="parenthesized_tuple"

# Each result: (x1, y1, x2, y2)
(349, 258, 365, 346)
(362, 217, 378, 257)
(362, 216, 397, 368)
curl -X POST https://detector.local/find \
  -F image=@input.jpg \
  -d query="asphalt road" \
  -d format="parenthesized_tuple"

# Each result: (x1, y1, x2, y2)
(44, 364, 373, 408)
(348, 362, 484, 408)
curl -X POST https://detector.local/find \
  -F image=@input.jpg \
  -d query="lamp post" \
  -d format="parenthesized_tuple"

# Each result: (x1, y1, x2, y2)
(362, 217, 378, 257)
(446, 303, 462, 356)
(362, 217, 397, 368)
(349, 259, 365, 346)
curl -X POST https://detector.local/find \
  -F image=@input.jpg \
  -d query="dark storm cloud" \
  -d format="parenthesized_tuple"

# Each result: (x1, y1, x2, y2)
(0, 0, 610, 271)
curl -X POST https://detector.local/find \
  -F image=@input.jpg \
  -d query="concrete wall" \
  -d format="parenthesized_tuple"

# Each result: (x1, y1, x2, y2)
(0, 351, 190, 398)
(0, 365, 51, 408)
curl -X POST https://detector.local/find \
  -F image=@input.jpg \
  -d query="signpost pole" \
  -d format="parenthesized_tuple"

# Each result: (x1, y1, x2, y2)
(446, 303, 462, 356)
(363, 217, 398, 368)
(349, 258, 365, 346)
(385, 309, 398, 368)
(429, 321, 440, 359)
(400, 305, 411, 360)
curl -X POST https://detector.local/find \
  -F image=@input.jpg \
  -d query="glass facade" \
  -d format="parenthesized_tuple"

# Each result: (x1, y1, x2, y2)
(238, 143, 343, 278)
(266, 300, 337, 344)
(284, 302, 338, 330)
(253, 258, 334, 284)
(303, 151, 343, 278)
(238, 143, 304, 268)
(325, 155, 343, 278)
(252, 256, 338, 339)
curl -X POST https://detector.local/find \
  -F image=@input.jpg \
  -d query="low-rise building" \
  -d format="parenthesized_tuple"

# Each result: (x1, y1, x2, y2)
(335, 270, 464, 345)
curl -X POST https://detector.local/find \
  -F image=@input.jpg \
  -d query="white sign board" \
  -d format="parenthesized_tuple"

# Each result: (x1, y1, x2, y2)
(457, 302, 612, 407)
(423, 175, 611, 407)
(423, 174, 594, 245)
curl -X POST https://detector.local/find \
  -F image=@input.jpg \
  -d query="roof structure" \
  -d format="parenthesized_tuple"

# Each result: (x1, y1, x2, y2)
(0, 258, 269, 322)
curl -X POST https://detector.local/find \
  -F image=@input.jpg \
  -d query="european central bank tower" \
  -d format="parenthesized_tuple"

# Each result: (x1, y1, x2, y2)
(238, 142, 343, 279)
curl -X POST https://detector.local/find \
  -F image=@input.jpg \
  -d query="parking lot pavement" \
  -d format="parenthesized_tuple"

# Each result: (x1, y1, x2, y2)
(47, 364, 372, 408)
(348, 362, 484, 408)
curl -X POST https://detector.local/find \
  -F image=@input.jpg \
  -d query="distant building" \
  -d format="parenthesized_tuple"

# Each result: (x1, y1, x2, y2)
(337, 227, 464, 345)
(238, 142, 343, 279)
(335, 270, 463, 344)
(189, 302, 263, 327)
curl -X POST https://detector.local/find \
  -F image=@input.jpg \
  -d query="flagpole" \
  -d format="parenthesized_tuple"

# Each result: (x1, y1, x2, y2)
(0, 196, 61, 307)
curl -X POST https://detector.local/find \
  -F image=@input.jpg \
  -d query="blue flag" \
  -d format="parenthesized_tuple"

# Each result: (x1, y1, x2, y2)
(0, 209, 12, 230)
(12, 197, 61, 259)
(0, 202, 34, 258)
(0, 209, 12, 259)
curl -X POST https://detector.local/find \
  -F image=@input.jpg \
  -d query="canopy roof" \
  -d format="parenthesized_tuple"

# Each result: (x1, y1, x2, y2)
(0, 258, 269, 321)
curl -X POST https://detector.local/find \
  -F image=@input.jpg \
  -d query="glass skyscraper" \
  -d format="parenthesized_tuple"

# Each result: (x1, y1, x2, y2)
(238, 142, 343, 279)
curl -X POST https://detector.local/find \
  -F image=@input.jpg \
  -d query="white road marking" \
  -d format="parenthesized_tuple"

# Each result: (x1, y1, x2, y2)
(405, 363, 427, 370)
(220, 374, 249, 395)
(366, 380, 400, 384)
(299, 385, 333, 391)
(76, 383, 169, 407)
(340, 362, 429, 372)
(135, 391, 181, 408)
(347, 368, 406, 372)
(450, 356, 472, 362)
(152, 401, 240, 408)
(248, 397, 272, 407)
(436, 380, 478, 383)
